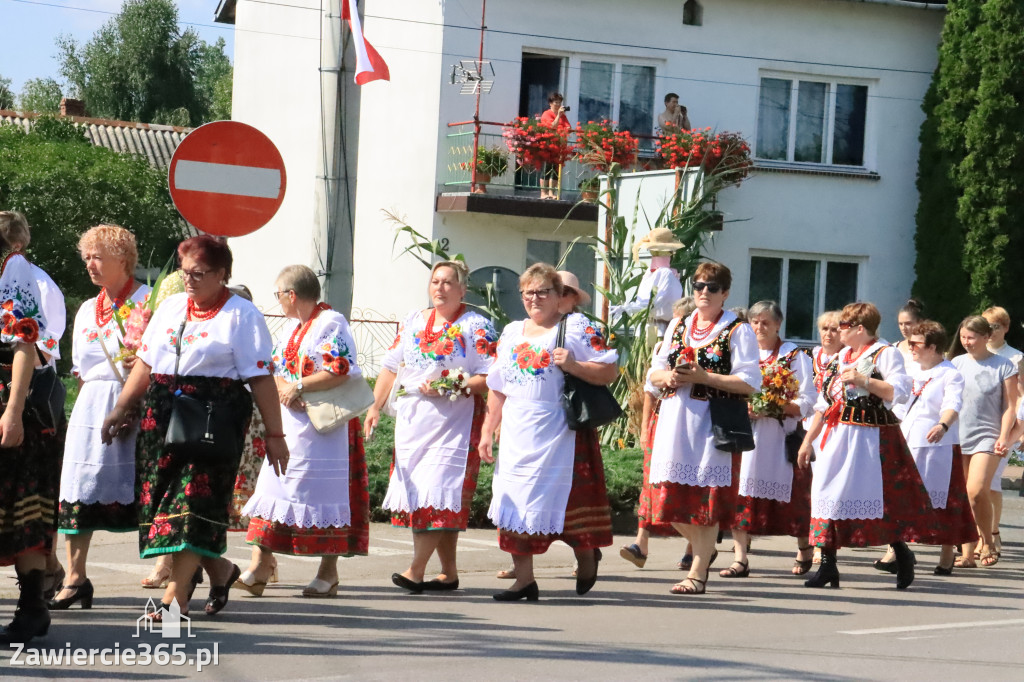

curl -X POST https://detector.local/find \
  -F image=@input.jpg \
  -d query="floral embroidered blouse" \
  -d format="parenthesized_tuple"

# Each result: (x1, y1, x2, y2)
(382, 308, 497, 391)
(0, 252, 46, 348)
(271, 309, 361, 381)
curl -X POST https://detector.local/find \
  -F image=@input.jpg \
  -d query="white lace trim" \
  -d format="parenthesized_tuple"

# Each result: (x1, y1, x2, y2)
(812, 497, 883, 520)
(242, 496, 351, 528)
(487, 501, 564, 535)
(738, 477, 792, 503)
(382, 486, 462, 514)
(649, 460, 732, 488)
(929, 490, 948, 510)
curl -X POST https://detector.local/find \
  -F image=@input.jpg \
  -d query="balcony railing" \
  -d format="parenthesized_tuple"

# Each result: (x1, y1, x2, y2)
(441, 121, 659, 200)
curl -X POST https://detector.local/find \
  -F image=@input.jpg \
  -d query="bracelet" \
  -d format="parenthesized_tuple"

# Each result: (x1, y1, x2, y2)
(265, 432, 286, 438)
(939, 422, 949, 432)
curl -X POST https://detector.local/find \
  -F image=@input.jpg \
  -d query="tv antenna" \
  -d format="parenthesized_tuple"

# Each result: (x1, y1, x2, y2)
(450, 59, 495, 95)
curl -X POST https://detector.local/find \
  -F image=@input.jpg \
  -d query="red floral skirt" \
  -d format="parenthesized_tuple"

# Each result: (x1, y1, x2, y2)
(499, 427, 613, 555)
(650, 453, 741, 528)
(245, 420, 369, 556)
(810, 424, 944, 550)
(928, 446, 979, 546)
(729, 461, 812, 537)
(390, 395, 485, 532)
(638, 410, 682, 536)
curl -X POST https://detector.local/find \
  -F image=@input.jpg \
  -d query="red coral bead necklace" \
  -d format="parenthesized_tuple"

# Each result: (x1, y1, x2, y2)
(283, 302, 331, 366)
(421, 304, 465, 345)
(187, 287, 232, 322)
(689, 310, 723, 343)
(95, 278, 135, 327)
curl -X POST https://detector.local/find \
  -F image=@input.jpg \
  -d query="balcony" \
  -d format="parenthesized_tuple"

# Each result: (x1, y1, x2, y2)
(437, 122, 659, 223)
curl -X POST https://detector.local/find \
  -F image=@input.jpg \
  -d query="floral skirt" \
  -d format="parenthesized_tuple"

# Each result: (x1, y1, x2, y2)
(729, 460, 812, 538)
(246, 420, 369, 556)
(58, 500, 136, 534)
(929, 446, 979, 546)
(136, 374, 252, 559)
(809, 424, 944, 550)
(391, 395, 484, 532)
(638, 410, 682, 537)
(499, 427, 613, 555)
(0, 421, 59, 566)
(230, 407, 265, 531)
(650, 452, 741, 528)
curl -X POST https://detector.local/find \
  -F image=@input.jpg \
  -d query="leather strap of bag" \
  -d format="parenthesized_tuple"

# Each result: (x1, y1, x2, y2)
(555, 314, 567, 350)
(172, 318, 186, 392)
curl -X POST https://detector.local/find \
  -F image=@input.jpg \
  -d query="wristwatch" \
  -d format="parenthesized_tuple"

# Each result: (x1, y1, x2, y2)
(296, 381, 304, 394)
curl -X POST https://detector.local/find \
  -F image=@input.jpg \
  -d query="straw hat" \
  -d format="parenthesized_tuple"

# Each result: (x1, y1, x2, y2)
(557, 270, 592, 306)
(632, 227, 685, 259)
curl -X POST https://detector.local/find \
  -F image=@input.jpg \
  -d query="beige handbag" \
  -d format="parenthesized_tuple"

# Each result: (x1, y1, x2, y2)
(304, 375, 375, 434)
(382, 362, 404, 418)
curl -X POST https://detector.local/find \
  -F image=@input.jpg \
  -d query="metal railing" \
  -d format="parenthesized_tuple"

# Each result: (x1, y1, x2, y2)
(263, 310, 400, 378)
(442, 121, 660, 199)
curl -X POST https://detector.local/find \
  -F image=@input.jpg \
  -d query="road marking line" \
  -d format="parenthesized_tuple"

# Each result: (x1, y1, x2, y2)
(174, 160, 282, 198)
(840, 618, 1024, 635)
(458, 538, 501, 547)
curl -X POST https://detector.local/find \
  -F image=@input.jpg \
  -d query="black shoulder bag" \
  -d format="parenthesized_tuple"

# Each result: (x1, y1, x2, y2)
(708, 394, 755, 452)
(25, 347, 67, 431)
(556, 316, 622, 431)
(164, 319, 242, 459)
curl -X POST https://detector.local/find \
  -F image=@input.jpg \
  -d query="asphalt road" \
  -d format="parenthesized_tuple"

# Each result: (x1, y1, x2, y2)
(2, 492, 1021, 680)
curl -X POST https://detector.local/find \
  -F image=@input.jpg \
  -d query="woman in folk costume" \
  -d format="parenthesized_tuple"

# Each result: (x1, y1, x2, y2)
(365, 260, 497, 594)
(481, 264, 618, 601)
(50, 225, 150, 611)
(797, 302, 940, 590)
(722, 301, 816, 579)
(612, 228, 684, 339)
(806, 310, 843, 565)
(646, 262, 760, 595)
(239, 265, 368, 598)
(873, 320, 977, 576)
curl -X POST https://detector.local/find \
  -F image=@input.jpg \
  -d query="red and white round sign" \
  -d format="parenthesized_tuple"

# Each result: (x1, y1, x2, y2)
(168, 121, 287, 237)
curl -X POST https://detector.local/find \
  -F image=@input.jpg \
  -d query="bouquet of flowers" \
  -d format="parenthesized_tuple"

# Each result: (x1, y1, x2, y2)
(749, 362, 800, 420)
(503, 116, 572, 171)
(429, 367, 472, 401)
(112, 263, 183, 364)
(573, 119, 638, 171)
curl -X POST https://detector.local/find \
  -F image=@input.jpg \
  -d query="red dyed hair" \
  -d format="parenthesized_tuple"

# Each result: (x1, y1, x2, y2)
(178, 235, 232, 280)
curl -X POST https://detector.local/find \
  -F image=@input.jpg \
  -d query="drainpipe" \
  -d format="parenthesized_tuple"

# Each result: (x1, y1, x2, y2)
(834, 0, 946, 9)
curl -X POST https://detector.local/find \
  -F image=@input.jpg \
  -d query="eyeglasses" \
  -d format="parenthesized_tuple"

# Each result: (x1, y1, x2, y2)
(692, 281, 722, 294)
(907, 340, 927, 349)
(838, 320, 857, 330)
(272, 289, 293, 299)
(182, 269, 213, 283)
(520, 288, 553, 300)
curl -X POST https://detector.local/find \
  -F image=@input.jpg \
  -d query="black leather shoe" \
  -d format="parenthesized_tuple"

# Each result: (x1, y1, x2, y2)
(493, 581, 539, 602)
(893, 542, 915, 590)
(421, 578, 459, 592)
(205, 564, 241, 616)
(47, 579, 94, 610)
(391, 573, 424, 594)
(872, 559, 898, 574)
(805, 550, 840, 588)
(575, 549, 601, 595)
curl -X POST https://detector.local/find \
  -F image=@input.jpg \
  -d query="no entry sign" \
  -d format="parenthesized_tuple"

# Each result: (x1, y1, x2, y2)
(168, 121, 287, 237)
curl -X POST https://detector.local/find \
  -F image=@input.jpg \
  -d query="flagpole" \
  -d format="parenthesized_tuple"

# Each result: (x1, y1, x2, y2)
(470, 0, 487, 194)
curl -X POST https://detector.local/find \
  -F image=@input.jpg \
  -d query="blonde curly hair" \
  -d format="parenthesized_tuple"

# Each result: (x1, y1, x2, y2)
(78, 224, 138, 278)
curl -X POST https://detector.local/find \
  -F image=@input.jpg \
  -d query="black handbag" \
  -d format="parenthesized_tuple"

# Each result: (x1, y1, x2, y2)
(556, 316, 622, 431)
(164, 320, 242, 458)
(785, 423, 807, 464)
(26, 348, 67, 431)
(708, 395, 755, 452)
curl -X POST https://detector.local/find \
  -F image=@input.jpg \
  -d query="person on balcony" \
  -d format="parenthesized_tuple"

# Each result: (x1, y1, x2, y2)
(539, 92, 571, 200)
(658, 93, 691, 131)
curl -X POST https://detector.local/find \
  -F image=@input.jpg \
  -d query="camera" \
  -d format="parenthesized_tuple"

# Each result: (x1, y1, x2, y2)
(563, 106, 571, 112)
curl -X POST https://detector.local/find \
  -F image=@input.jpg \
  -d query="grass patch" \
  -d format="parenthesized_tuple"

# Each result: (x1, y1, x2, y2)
(365, 414, 643, 527)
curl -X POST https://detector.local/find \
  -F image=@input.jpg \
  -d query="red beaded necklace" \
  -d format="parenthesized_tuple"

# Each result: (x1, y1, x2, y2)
(95, 278, 135, 327)
(187, 287, 232, 322)
(843, 342, 874, 365)
(814, 348, 832, 375)
(421, 305, 465, 345)
(689, 310, 723, 343)
(759, 338, 782, 368)
(283, 302, 331, 366)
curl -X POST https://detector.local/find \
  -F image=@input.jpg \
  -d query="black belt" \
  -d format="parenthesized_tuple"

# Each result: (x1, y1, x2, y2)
(690, 384, 746, 402)
(839, 404, 899, 427)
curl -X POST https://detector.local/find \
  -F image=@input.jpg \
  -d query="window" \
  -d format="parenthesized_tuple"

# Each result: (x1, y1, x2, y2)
(748, 253, 860, 340)
(683, 0, 703, 26)
(756, 76, 868, 167)
(526, 238, 596, 303)
(578, 61, 655, 137)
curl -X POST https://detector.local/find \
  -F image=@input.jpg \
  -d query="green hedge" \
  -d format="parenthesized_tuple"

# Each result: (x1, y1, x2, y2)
(365, 414, 643, 526)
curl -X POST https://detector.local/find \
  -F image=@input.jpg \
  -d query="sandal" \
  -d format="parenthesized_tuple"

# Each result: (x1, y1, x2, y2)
(496, 567, 516, 580)
(205, 564, 241, 616)
(619, 543, 648, 569)
(793, 547, 814, 575)
(980, 551, 999, 567)
(719, 560, 749, 578)
(670, 574, 707, 595)
(141, 564, 171, 589)
(992, 532, 1002, 557)
(953, 556, 977, 569)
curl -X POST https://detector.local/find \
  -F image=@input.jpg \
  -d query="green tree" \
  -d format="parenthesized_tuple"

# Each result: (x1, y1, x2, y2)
(57, 0, 231, 126)
(19, 78, 63, 114)
(0, 74, 14, 110)
(0, 116, 186, 369)
(196, 37, 233, 121)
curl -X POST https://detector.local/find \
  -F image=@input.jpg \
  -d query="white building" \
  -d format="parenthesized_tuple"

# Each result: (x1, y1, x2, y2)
(217, 0, 945, 357)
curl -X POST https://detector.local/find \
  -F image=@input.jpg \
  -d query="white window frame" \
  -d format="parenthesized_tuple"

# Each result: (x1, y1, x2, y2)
(754, 71, 875, 170)
(748, 249, 865, 341)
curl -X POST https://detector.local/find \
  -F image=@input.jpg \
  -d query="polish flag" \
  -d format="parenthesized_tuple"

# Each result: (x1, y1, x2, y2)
(343, 0, 390, 85)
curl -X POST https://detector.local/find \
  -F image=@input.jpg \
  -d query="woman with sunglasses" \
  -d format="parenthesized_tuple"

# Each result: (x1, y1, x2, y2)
(797, 302, 938, 590)
(874, 321, 977, 575)
(646, 262, 760, 595)
(100, 236, 288, 619)
(481, 263, 617, 601)
(366, 261, 496, 594)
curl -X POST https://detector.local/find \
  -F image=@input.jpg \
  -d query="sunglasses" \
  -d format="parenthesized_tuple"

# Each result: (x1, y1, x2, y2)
(692, 281, 723, 294)
(838, 320, 857, 330)
(907, 340, 927, 350)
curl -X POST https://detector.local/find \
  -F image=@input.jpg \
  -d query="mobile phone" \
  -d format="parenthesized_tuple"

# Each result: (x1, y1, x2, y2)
(366, 426, 376, 442)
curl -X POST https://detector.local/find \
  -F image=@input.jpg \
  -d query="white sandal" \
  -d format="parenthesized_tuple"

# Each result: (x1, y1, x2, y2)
(302, 578, 339, 598)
